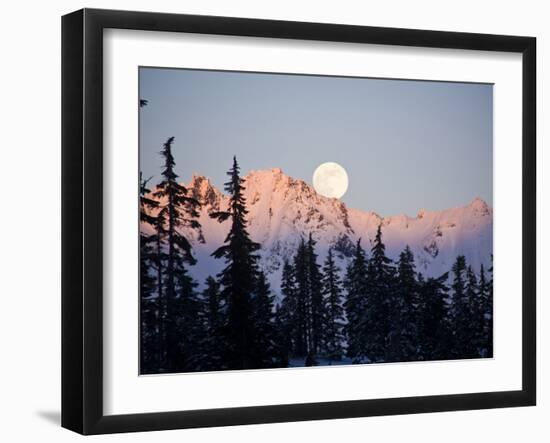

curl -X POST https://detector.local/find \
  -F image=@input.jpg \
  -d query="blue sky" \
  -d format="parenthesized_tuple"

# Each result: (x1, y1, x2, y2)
(139, 67, 492, 216)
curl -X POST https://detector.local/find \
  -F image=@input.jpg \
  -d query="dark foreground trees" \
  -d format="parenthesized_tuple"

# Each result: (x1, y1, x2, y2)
(278, 226, 493, 365)
(344, 239, 369, 362)
(139, 173, 160, 373)
(140, 137, 203, 373)
(209, 156, 276, 369)
(339, 229, 493, 364)
(322, 248, 346, 362)
(140, 150, 493, 373)
(141, 154, 281, 373)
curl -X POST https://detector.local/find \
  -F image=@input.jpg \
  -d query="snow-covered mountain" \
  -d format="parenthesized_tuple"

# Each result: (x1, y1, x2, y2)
(145, 168, 493, 297)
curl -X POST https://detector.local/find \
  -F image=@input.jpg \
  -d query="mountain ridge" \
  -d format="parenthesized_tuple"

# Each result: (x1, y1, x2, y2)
(143, 168, 493, 296)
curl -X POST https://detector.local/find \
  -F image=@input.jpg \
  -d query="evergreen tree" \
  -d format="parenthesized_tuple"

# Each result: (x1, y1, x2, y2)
(199, 276, 225, 371)
(273, 305, 290, 368)
(365, 224, 396, 362)
(321, 248, 345, 362)
(152, 201, 168, 369)
(449, 255, 466, 355)
(251, 271, 277, 368)
(210, 156, 261, 369)
(417, 272, 452, 360)
(478, 263, 493, 357)
(292, 238, 311, 359)
(344, 239, 369, 362)
(283, 235, 325, 366)
(139, 173, 160, 373)
(172, 267, 204, 371)
(394, 245, 420, 361)
(466, 265, 484, 358)
(485, 258, 494, 357)
(277, 261, 297, 366)
(305, 234, 324, 365)
(449, 255, 478, 358)
(153, 137, 202, 371)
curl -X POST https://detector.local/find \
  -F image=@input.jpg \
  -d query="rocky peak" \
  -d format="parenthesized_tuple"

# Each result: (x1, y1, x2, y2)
(468, 197, 491, 216)
(187, 174, 224, 209)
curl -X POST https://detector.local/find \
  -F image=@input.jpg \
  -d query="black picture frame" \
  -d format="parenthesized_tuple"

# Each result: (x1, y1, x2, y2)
(62, 8, 536, 435)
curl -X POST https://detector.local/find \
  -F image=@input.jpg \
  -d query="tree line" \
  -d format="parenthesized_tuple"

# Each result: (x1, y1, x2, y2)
(140, 137, 493, 374)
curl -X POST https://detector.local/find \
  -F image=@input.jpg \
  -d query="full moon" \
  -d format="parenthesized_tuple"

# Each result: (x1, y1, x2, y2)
(312, 162, 349, 199)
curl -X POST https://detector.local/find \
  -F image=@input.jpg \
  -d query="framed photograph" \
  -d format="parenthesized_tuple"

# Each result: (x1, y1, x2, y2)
(62, 8, 536, 435)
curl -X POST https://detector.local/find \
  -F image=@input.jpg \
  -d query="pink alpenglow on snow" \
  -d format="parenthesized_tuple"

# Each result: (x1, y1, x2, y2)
(141, 168, 492, 298)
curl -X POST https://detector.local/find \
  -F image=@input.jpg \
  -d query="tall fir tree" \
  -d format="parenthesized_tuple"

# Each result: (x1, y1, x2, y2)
(281, 236, 326, 366)
(476, 262, 493, 357)
(305, 234, 324, 365)
(277, 260, 297, 365)
(139, 173, 160, 373)
(292, 238, 311, 359)
(466, 265, 484, 357)
(485, 258, 494, 357)
(172, 267, 204, 371)
(344, 239, 369, 362)
(394, 245, 420, 361)
(365, 224, 396, 362)
(416, 272, 452, 360)
(152, 201, 167, 369)
(153, 136, 202, 371)
(210, 156, 261, 370)
(321, 248, 345, 362)
(198, 276, 225, 371)
(251, 271, 277, 368)
(449, 255, 478, 358)
(274, 304, 291, 368)
(449, 255, 466, 355)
